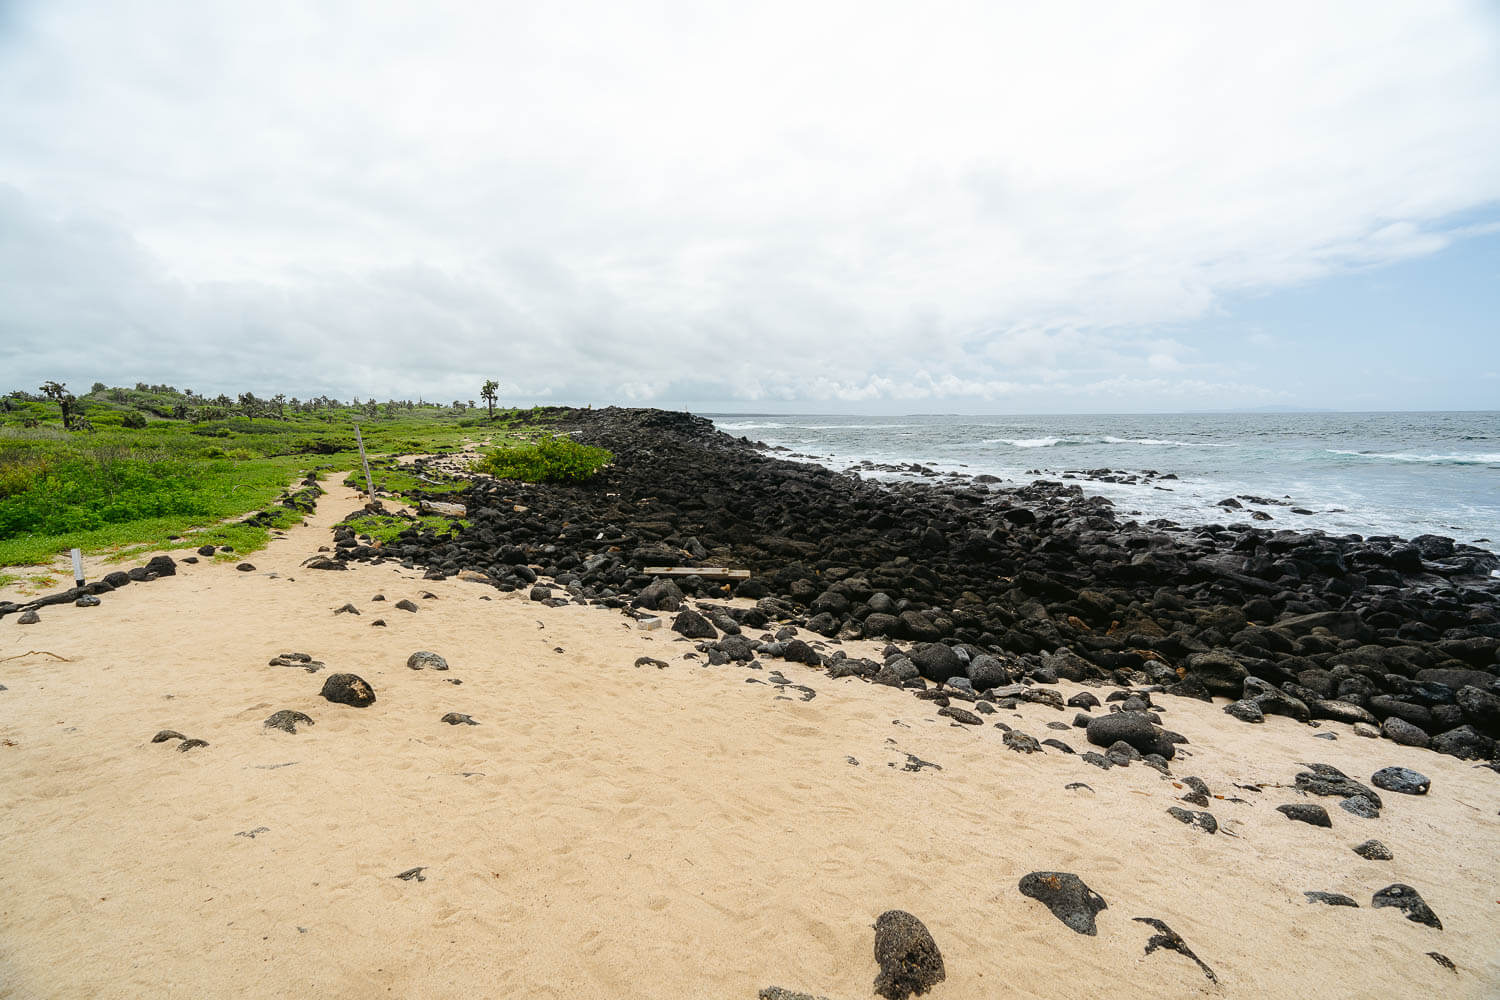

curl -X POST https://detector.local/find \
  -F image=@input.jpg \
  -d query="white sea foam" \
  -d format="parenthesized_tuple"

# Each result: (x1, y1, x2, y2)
(1101, 436, 1231, 447)
(713, 421, 786, 431)
(1327, 449, 1500, 465)
(985, 436, 1064, 448)
(982, 435, 1229, 448)
(801, 423, 914, 430)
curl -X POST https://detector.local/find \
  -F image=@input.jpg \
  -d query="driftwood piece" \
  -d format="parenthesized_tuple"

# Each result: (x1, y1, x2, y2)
(643, 566, 750, 580)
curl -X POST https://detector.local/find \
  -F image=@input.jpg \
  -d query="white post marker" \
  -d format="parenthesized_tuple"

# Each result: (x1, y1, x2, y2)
(71, 547, 84, 588)
(353, 423, 375, 500)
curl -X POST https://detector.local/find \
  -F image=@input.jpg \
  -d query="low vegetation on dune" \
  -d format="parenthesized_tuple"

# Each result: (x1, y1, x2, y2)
(0, 380, 553, 569)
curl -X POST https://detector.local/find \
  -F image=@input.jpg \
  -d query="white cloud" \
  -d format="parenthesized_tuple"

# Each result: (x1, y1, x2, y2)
(0, 0, 1497, 409)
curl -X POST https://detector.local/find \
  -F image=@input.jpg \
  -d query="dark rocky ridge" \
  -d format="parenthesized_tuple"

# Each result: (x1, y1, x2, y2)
(334, 406, 1500, 763)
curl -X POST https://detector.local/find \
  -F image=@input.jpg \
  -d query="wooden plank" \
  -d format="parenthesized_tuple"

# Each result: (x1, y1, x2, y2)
(643, 566, 751, 580)
(418, 500, 468, 517)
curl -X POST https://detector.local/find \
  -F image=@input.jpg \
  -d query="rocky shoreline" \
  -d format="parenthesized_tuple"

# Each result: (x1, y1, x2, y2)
(3, 416, 1496, 995)
(315, 406, 1500, 767)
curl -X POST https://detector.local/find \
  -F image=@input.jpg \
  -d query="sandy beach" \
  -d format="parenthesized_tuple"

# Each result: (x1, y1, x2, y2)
(2, 481, 1498, 999)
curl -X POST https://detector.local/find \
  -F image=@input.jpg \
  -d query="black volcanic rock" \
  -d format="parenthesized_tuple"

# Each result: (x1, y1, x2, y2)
(671, 608, 717, 639)
(322, 404, 1500, 762)
(1370, 766, 1430, 795)
(872, 910, 945, 999)
(1353, 839, 1394, 860)
(1372, 884, 1442, 929)
(1085, 711, 1175, 759)
(1277, 803, 1332, 828)
(1018, 871, 1108, 935)
(909, 643, 962, 683)
(320, 673, 376, 707)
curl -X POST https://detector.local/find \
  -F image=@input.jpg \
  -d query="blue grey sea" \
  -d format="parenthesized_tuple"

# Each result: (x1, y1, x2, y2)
(705, 412, 1500, 555)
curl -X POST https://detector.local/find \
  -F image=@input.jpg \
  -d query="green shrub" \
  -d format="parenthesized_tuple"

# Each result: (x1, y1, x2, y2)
(475, 436, 611, 483)
(121, 410, 148, 429)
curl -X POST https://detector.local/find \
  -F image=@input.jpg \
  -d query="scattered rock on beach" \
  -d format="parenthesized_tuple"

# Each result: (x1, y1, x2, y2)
(440, 713, 478, 725)
(1294, 764, 1382, 815)
(407, 650, 449, 671)
(1370, 766, 1430, 795)
(1372, 884, 1442, 929)
(1018, 871, 1108, 935)
(938, 706, 982, 725)
(334, 603, 360, 615)
(151, 730, 186, 743)
(235, 563, 255, 572)
(145, 555, 177, 577)
(1004, 730, 1042, 753)
(17, 610, 40, 624)
(759, 988, 833, 1000)
(264, 710, 314, 734)
(320, 673, 376, 707)
(1085, 711, 1174, 759)
(1353, 839, 1394, 861)
(177, 738, 209, 752)
(872, 909, 945, 1000)
(1278, 803, 1332, 827)
(1428, 952, 1457, 973)
(75, 594, 101, 608)
(270, 652, 324, 673)
(1304, 891, 1358, 907)
(1134, 917, 1218, 983)
(1166, 807, 1218, 834)
(394, 599, 418, 612)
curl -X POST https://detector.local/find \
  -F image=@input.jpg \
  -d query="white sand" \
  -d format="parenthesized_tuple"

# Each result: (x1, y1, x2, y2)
(2, 483, 1497, 999)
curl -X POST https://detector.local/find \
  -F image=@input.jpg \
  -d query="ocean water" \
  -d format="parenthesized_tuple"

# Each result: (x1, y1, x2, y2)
(704, 411, 1500, 554)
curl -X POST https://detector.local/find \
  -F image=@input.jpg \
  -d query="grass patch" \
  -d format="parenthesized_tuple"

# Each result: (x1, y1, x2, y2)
(339, 511, 467, 545)
(0, 571, 18, 588)
(343, 462, 471, 502)
(474, 436, 611, 483)
(0, 384, 542, 568)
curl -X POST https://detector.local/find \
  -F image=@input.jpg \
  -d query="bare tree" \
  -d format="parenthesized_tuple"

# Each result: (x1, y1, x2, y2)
(39, 381, 77, 428)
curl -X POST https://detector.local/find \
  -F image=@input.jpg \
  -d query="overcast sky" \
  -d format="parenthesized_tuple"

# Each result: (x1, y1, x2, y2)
(1, 1, 1497, 413)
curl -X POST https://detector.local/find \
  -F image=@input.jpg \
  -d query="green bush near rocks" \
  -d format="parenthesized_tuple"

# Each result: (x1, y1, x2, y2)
(474, 436, 611, 483)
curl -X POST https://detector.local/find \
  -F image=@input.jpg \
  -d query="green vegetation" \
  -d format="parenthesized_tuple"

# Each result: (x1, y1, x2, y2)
(0, 381, 531, 570)
(338, 509, 468, 545)
(341, 459, 470, 500)
(474, 435, 611, 483)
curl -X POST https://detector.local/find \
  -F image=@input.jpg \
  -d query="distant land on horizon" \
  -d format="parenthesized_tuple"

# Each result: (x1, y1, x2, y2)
(687, 405, 1500, 418)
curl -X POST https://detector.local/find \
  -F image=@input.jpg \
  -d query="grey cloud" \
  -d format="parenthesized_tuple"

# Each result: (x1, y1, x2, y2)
(1, 2, 1498, 410)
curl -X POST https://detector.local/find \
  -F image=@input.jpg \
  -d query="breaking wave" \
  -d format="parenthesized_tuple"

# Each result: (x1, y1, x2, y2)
(1327, 449, 1500, 465)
